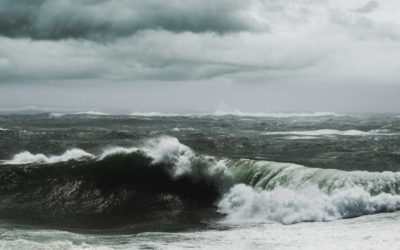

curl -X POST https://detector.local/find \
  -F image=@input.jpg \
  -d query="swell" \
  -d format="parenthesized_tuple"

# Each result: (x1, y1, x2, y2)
(1, 136, 400, 227)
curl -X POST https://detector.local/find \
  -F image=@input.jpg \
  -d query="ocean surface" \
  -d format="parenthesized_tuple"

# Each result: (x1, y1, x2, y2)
(1, 111, 400, 249)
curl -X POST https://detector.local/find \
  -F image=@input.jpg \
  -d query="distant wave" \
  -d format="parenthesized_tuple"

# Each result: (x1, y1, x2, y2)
(263, 129, 397, 136)
(211, 111, 343, 118)
(0, 127, 8, 131)
(129, 111, 343, 118)
(0, 106, 53, 113)
(0, 109, 350, 118)
(49, 111, 111, 117)
(71, 111, 111, 116)
(2, 136, 400, 225)
(129, 112, 195, 117)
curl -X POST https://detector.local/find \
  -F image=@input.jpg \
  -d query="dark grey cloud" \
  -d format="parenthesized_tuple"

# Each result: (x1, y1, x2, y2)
(0, 0, 259, 40)
(0, 0, 400, 88)
(352, 1, 380, 13)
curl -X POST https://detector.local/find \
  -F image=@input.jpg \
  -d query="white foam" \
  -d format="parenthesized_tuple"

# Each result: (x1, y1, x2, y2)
(264, 129, 397, 136)
(49, 112, 65, 118)
(2, 149, 94, 165)
(143, 137, 194, 177)
(130, 112, 194, 117)
(0, 239, 111, 250)
(71, 111, 110, 116)
(131, 211, 400, 250)
(171, 127, 195, 132)
(285, 136, 319, 140)
(99, 146, 139, 159)
(218, 184, 400, 224)
(212, 111, 342, 118)
(3, 211, 400, 250)
(0, 127, 8, 131)
(49, 111, 110, 118)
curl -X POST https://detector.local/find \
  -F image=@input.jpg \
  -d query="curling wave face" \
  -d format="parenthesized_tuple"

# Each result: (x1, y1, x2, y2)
(1, 136, 400, 228)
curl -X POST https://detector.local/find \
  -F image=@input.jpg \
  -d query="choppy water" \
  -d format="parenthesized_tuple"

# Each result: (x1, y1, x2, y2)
(1, 112, 400, 249)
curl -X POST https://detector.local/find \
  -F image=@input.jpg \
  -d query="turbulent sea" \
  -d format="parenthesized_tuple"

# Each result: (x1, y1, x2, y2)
(1, 111, 400, 249)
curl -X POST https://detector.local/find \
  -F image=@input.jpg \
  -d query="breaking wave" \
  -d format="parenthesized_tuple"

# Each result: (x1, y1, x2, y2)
(218, 184, 400, 224)
(1, 136, 400, 226)
(1, 149, 95, 165)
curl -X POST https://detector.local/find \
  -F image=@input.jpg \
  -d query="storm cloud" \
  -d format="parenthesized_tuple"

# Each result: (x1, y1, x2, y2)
(0, 0, 400, 112)
(0, 0, 260, 40)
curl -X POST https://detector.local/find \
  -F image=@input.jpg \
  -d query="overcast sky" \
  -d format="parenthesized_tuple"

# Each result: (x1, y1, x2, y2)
(0, 0, 399, 113)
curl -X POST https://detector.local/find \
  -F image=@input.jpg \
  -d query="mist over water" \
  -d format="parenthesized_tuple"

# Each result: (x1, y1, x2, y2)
(1, 82, 400, 114)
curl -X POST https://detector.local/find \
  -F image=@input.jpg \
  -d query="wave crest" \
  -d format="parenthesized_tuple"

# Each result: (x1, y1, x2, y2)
(1, 149, 94, 165)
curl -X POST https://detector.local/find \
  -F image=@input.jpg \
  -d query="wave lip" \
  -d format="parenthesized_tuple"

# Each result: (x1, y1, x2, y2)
(1, 149, 94, 165)
(99, 136, 197, 178)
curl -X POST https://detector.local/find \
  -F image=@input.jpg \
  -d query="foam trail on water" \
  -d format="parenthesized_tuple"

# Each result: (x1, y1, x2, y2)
(2, 149, 95, 165)
(0, 127, 8, 131)
(285, 136, 319, 140)
(0, 239, 110, 250)
(263, 129, 397, 136)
